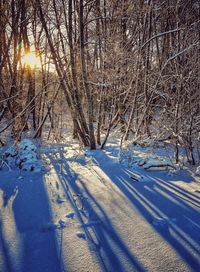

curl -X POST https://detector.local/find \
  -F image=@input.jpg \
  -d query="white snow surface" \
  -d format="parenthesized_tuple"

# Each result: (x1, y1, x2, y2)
(0, 138, 200, 272)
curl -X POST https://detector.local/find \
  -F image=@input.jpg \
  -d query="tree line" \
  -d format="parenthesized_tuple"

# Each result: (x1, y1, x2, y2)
(0, 0, 200, 163)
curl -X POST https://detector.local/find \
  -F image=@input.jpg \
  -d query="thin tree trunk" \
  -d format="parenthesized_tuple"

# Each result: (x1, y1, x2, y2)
(79, 0, 96, 149)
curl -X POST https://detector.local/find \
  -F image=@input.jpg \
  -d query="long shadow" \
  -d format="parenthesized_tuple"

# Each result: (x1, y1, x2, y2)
(0, 169, 62, 272)
(46, 146, 146, 272)
(154, 177, 200, 207)
(119, 177, 200, 255)
(79, 180, 145, 272)
(92, 151, 200, 271)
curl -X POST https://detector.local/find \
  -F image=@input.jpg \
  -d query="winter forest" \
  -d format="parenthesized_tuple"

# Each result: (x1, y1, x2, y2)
(0, 1, 200, 272)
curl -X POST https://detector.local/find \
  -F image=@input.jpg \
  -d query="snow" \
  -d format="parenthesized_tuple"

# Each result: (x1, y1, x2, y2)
(2, 139, 44, 173)
(66, 212, 75, 219)
(76, 231, 86, 239)
(0, 137, 200, 271)
(152, 217, 168, 228)
(142, 159, 176, 170)
(196, 166, 200, 176)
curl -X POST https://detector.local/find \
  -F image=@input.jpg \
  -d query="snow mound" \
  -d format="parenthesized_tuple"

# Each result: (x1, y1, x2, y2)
(196, 166, 200, 176)
(3, 139, 44, 172)
(139, 158, 176, 170)
(167, 169, 180, 177)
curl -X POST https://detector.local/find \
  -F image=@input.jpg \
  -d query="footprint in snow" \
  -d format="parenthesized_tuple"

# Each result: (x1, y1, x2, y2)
(56, 195, 66, 204)
(152, 217, 168, 229)
(42, 219, 67, 232)
(58, 219, 67, 229)
(56, 181, 59, 190)
(76, 231, 86, 239)
(66, 212, 75, 219)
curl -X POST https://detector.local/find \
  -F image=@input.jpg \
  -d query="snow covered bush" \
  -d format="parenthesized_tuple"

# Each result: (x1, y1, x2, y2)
(2, 139, 44, 172)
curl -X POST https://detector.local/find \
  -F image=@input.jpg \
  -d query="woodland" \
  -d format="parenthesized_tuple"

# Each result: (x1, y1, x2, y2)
(0, 0, 200, 163)
(1, 2, 200, 272)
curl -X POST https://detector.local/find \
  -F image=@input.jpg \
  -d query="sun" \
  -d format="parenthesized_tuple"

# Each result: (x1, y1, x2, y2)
(21, 51, 41, 69)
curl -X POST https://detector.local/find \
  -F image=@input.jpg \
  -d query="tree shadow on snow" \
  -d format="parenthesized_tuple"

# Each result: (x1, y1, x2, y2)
(93, 151, 200, 271)
(0, 170, 63, 272)
(41, 144, 200, 271)
(46, 146, 146, 272)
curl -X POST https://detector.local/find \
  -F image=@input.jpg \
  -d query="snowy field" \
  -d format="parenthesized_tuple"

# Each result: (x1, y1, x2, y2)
(0, 137, 200, 272)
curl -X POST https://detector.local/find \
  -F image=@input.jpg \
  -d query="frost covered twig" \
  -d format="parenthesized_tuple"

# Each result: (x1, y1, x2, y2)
(141, 28, 185, 49)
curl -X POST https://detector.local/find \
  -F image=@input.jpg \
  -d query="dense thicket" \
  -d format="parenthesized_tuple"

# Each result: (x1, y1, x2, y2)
(0, 0, 200, 163)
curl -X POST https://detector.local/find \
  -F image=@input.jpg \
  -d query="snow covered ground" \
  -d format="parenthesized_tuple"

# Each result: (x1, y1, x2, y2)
(0, 138, 200, 272)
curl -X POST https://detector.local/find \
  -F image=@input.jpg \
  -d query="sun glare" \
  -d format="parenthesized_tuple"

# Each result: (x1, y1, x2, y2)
(21, 51, 41, 69)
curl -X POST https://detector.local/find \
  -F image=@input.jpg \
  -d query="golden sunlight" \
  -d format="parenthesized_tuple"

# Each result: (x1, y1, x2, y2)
(21, 51, 41, 69)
